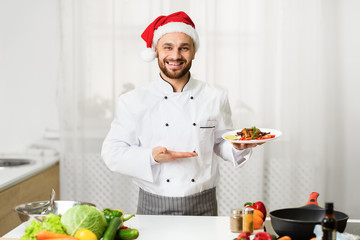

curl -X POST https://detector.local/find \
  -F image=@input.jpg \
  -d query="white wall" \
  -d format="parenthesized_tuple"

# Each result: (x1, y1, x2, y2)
(338, 0, 360, 218)
(0, 0, 59, 153)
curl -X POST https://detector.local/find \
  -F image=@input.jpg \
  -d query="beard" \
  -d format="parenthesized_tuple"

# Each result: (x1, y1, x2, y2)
(158, 57, 192, 80)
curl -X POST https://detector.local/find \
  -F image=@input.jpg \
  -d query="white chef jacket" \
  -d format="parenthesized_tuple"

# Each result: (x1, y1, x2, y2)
(101, 76, 252, 197)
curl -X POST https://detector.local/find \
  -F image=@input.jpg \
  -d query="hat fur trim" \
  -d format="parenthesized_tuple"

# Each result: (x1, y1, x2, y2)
(153, 22, 200, 51)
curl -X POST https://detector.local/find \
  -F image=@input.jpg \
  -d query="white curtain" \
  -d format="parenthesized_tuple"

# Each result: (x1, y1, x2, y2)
(59, 0, 339, 215)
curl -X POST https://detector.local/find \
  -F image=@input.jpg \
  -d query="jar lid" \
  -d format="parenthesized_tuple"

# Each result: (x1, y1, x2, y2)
(243, 207, 254, 213)
(231, 208, 242, 215)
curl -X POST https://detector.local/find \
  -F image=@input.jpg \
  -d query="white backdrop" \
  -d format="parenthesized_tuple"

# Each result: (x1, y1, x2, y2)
(57, 0, 357, 217)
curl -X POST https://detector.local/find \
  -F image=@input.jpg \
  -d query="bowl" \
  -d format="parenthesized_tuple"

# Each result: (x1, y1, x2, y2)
(14, 200, 96, 222)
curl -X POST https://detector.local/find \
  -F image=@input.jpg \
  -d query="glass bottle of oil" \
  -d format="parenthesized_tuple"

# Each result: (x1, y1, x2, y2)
(322, 202, 337, 240)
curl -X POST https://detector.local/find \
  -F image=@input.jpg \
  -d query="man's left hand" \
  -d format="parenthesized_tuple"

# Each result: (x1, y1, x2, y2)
(231, 142, 264, 150)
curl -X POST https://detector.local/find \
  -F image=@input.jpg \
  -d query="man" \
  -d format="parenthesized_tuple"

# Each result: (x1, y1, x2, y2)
(101, 11, 261, 216)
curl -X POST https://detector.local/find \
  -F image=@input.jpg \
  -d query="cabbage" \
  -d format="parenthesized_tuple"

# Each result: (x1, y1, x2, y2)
(60, 205, 108, 239)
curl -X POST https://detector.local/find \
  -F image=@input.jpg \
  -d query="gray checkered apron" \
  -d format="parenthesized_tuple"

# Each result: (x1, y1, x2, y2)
(136, 187, 218, 216)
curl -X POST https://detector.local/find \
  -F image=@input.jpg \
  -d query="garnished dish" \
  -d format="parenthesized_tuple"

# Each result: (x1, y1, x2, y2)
(222, 127, 281, 144)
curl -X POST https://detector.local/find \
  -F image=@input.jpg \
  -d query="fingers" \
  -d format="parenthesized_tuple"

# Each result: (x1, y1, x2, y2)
(246, 143, 258, 148)
(152, 146, 198, 163)
(231, 142, 264, 150)
(172, 151, 198, 158)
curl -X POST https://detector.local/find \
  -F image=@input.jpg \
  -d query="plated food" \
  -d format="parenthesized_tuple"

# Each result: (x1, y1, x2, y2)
(222, 127, 281, 143)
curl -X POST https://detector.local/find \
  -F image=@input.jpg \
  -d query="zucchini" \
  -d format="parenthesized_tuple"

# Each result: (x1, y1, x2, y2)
(117, 229, 139, 240)
(103, 216, 123, 240)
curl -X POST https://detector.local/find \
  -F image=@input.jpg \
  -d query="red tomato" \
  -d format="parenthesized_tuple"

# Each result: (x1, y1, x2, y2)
(237, 231, 251, 240)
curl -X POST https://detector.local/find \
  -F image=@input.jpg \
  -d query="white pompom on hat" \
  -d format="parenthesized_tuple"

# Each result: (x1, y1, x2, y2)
(140, 11, 200, 62)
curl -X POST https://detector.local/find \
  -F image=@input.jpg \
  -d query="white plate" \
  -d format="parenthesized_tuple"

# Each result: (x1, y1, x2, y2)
(222, 128, 282, 143)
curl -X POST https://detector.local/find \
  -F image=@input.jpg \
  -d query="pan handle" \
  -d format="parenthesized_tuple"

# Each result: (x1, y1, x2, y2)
(306, 192, 319, 205)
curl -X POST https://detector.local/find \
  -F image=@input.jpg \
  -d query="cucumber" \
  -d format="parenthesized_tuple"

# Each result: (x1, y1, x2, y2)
(103, 217, 123, 240)
(117, 229, 139, 240)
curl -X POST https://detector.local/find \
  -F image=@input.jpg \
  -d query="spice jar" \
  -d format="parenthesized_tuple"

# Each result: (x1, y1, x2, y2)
(230, 208, 243, 233)
(243, 207, 254, 234)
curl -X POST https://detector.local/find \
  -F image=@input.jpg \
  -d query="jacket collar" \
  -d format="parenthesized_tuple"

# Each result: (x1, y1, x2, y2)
(157, 73, 195, 93)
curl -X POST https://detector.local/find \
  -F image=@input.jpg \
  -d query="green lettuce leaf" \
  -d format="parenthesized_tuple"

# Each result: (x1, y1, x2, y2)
(21, 213, 66, 240)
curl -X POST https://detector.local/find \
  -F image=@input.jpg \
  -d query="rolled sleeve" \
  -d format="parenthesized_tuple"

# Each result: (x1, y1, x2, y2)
(213, 92, 252, 167)
(102, 145, 156, 183)
(216, 139, 252, 167)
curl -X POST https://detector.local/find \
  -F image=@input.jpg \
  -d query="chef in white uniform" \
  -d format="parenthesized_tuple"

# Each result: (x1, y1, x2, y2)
(101, 11, 261, 216)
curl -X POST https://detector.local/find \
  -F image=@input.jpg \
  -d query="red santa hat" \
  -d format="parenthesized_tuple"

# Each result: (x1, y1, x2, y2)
(140, 11, 200, 62)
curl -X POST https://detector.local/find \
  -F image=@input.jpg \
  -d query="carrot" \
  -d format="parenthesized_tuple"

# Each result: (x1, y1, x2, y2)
(37, 230, 79, 240)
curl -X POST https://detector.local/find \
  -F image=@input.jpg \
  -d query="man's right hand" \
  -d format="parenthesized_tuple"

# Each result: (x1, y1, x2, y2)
(152, 146, 198, 163)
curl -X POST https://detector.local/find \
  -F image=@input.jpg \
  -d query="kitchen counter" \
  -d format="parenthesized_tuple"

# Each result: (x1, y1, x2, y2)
(0, 153, 59, 192)
(3, 215, 360, 240)
(0, 152, 60, 236)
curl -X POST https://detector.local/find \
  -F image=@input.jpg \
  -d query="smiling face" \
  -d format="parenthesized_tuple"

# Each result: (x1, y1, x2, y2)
(155, 32, 196, 82)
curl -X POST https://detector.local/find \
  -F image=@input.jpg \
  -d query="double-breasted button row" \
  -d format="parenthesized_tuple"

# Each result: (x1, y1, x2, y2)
(163, 96, 194, 100)
(165, 179, 196, 183)
(164, 123, 197, 127)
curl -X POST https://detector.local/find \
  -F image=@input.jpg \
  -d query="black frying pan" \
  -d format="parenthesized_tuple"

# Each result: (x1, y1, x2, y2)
(270, 192, 349, 240)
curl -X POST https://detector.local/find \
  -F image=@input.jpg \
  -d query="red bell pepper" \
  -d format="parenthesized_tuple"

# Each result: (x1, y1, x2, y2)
(244, 201, 267, 221)
(253, 232, 273, 240)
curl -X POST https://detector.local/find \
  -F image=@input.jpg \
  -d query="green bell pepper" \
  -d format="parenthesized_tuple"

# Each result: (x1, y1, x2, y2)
(103, 208, 123, 223)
